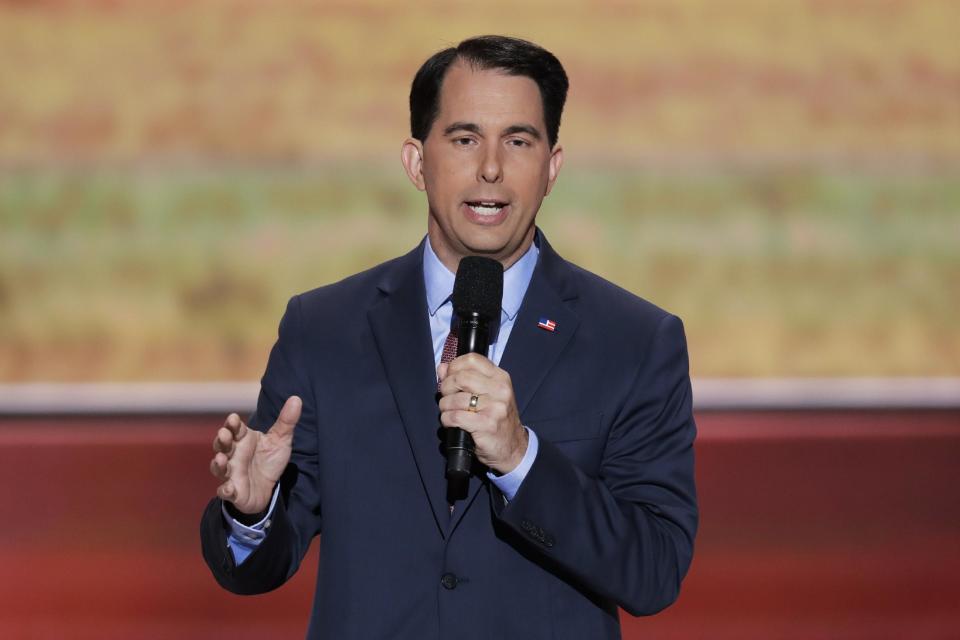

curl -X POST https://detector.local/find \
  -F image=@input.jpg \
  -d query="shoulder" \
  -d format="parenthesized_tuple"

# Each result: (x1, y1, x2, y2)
(549, 255, 692, 409)
(570, 261, 671, 325)
(537, 230, 676, 332)
(546, 251, 681, 347)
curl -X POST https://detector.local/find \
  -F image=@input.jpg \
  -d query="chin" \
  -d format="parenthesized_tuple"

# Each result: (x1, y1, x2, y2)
(460, 239, 509, 258)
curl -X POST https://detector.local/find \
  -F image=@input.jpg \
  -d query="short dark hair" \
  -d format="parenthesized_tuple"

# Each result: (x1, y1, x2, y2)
(409, 35, 569, 148)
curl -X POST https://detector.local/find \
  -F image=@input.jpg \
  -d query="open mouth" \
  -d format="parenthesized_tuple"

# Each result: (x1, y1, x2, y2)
(465, 201, 508, 216)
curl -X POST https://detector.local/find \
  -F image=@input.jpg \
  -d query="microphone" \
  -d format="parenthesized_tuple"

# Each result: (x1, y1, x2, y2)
(446, 256, 504, 480)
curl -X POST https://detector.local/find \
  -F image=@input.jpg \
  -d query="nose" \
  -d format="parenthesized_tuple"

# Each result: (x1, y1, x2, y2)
(478, 143, 503, 183)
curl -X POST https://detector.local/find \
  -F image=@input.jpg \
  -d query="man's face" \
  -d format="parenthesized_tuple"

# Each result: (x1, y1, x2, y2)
(402, 61, 563, 271)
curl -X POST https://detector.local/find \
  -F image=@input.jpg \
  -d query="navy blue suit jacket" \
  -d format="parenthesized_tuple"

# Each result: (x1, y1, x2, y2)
(201, 231, 698, 639)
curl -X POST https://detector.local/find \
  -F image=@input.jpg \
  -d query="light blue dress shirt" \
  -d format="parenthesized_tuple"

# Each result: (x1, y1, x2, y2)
(225, 237, 541, 564)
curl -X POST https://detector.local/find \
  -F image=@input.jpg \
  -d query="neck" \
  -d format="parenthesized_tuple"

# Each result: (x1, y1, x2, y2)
(427, 222, 535, 274)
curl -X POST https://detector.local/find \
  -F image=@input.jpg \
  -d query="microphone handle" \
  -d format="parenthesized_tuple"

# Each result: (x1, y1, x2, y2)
(445, 312, 491, 480)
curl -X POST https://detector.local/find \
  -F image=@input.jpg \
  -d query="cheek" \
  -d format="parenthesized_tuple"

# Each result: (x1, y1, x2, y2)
(425, 160, 469, 194)
(510, 159, 551, 194)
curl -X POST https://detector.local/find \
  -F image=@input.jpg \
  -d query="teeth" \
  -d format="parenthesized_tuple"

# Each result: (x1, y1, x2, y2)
(469, 203, 505, 215)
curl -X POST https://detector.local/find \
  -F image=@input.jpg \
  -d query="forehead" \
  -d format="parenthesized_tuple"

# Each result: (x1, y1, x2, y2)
(435, 61, 546, 129)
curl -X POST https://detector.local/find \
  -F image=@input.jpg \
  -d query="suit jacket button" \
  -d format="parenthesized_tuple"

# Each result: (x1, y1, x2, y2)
(441, 573, 459, 590)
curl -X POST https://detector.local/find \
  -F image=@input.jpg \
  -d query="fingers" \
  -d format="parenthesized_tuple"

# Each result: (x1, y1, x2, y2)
(436, 356, 525, 474)
(269, 396, 302, 439)
(436, 355, 490, 383)
(438, 356, 514, 427)
(209, 451, 230, 479)
(438, 354, 503, 394)
(437, 354, 515, 430)
(209, 400, 299, 507)
(222, 413, 248, 441)
(217, 481, 237, 503)
(437, 390, 492, 414)
(447, 353, 498, 376)
(439, 369, 514, 408)
(213, 413, 247, 458)
(439, 390, 506, 422)
(439, 403, 486, 434)
(212, 426, 235, 454)
(438, 368, 491, 397)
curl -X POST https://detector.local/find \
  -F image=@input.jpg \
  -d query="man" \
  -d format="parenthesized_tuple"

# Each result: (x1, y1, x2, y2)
(201, 35, 697, 639)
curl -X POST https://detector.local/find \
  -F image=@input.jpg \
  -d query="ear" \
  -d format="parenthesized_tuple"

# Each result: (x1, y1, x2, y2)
(543, 144, 564, 197)
(401, 138, 426, 191)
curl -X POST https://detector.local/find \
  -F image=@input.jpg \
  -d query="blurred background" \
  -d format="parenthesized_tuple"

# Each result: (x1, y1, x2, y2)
(1, 1, 958, 638)
(1, 0, 957, 381)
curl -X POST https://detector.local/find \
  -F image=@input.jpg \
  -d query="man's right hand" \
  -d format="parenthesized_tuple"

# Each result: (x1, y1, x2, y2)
(210, 396, 303, 516)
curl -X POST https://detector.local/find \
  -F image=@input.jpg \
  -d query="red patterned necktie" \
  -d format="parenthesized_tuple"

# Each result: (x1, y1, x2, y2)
(439, 328, 459, 514)
(438, 329, 458, 390)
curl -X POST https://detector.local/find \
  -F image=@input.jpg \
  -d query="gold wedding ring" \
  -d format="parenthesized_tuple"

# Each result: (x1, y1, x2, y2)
(468, 394, 480, 412)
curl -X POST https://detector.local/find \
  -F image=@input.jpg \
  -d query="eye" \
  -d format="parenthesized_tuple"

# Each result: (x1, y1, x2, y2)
(453, 137, 476, 146)
(507, 138, 530, 148)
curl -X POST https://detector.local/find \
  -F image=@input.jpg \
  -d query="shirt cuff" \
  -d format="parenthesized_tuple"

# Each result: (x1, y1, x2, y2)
(487, 426, 538, 502)
(223, 483, 280, 565)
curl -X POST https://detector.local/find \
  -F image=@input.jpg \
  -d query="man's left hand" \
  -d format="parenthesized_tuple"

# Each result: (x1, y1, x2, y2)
(437, 353, 528, 474)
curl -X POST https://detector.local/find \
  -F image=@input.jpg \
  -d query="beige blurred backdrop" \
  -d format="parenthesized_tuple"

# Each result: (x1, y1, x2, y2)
(1, 0, 957, 382)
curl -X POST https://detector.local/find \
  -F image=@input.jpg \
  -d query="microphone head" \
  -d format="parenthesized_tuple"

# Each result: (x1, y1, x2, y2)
(452, 256, 504, 321)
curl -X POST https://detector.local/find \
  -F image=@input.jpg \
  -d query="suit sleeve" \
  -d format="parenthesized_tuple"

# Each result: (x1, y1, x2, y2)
(200, 294, 323, 594)
(491, 313, 698, 616)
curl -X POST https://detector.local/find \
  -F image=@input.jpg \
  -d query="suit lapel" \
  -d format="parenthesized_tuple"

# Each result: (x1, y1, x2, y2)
(367, 245, 450, 538)
(497, 240, 580, 417)
(448, 233, 580, 533)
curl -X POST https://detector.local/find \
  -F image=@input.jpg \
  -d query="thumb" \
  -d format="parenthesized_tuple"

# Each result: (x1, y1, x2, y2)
(269, 395, 302, 439)
(437, 362, 449, 381)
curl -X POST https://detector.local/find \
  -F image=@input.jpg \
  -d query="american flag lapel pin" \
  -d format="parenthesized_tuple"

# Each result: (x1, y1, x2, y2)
(537, 317, 557, 332)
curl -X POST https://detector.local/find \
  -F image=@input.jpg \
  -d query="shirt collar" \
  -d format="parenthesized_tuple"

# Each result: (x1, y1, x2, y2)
(423, 235, 539, 321)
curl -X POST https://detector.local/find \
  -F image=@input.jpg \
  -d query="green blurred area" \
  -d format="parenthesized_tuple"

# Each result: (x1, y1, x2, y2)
(2, 166, 957, 380)
(0, 0, 958, 381)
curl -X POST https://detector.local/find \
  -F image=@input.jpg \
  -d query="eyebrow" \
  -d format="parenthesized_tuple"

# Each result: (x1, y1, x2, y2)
(443, 121, 543, 140)
(502, 124, 542, 140)
(443, 122, 482, 136)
